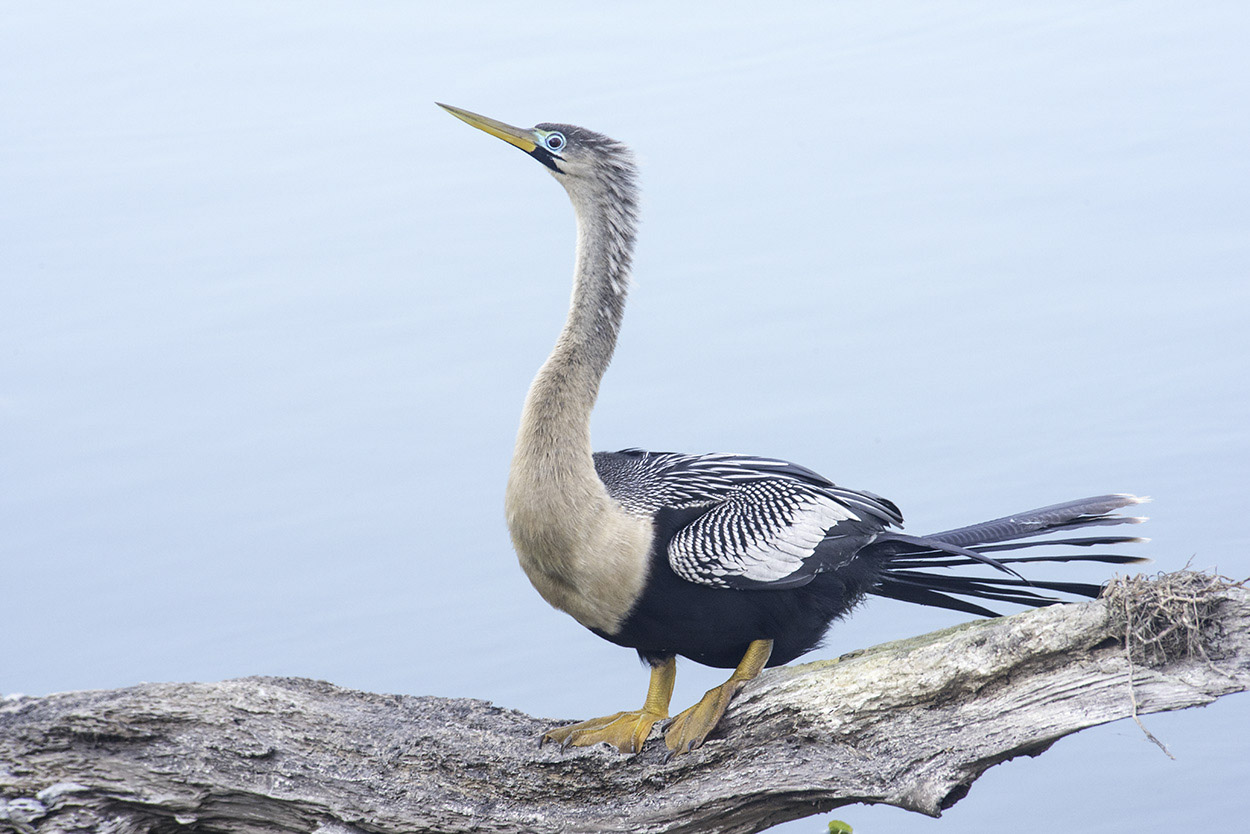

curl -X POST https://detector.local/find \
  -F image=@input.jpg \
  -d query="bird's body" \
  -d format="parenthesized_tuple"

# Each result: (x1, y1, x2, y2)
(592, 449, 893, 669)
(440, 103, 1146, 755)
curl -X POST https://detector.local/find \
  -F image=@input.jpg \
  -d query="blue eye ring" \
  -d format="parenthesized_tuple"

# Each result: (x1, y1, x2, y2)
(544, 132, 566, 152)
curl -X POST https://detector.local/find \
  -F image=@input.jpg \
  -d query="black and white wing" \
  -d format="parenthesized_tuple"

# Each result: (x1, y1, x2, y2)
(593, 448, 903, 590)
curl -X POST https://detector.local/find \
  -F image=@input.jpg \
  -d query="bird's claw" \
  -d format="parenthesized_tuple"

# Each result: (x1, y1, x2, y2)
(662, 679, 741, 757)
(539, 708, 667, 754)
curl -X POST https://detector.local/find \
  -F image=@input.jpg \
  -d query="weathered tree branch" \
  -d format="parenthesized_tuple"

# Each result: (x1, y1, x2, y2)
(2, 571, 1247, 834)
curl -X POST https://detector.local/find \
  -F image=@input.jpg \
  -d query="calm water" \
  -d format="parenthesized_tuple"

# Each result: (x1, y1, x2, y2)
(5, 3, 1248, 832)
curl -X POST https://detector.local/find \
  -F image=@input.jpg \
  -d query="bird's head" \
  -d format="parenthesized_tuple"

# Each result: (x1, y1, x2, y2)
(437, 103, 636, 201)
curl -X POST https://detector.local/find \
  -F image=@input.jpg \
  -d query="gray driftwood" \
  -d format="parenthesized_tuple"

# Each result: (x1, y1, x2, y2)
(2, 571, 1247, 834)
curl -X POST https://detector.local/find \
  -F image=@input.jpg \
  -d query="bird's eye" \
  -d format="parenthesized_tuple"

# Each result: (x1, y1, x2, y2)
(544, 132, 566, 152)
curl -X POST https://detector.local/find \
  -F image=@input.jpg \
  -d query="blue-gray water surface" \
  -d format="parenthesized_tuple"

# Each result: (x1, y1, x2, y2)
(5, 3, 1248, 832)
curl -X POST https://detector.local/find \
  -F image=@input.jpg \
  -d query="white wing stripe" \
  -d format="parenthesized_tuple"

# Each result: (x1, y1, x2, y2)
(594, 448, 899, 589)
(669, 484, 861, 586)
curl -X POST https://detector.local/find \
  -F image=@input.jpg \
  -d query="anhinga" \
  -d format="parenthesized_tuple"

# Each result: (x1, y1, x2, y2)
(438, 103, 1146, 757)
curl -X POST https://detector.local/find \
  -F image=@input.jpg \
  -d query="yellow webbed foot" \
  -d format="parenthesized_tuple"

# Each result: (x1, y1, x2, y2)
(541, 656, 676, 754)
(663, 680, 737, 755)
(664, 638, 773, 757)
(541, 708, 667, 754)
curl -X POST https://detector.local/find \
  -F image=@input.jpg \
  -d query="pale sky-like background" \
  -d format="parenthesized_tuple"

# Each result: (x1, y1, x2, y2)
(5, 3, 1249, 832)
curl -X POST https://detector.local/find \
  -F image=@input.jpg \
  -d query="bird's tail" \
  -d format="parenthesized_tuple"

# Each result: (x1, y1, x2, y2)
(868, 494, 1149, 617)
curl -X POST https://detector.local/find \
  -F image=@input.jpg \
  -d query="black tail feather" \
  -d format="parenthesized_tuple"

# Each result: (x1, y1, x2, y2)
(924, 493, 1147, 548)
(887, 550, 1146, 569)
(869, 494, 1149, 617)
(971, 536, 1146, 554)
(872, 583, 1002, 618)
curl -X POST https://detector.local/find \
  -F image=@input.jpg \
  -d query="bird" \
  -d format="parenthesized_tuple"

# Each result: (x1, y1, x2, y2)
(437, 102, 1148, 757)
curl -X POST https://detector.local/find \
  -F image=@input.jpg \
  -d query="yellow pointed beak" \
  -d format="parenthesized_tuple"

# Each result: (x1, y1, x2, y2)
(437, 102, 538, 153)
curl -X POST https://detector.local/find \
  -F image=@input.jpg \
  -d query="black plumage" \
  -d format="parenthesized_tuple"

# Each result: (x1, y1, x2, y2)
(594, 448, 1145, 669)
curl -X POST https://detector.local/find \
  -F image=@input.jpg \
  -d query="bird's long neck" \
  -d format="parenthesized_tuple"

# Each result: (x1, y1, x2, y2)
(505, 172, 648, 635)
(515, 180, 636, 479)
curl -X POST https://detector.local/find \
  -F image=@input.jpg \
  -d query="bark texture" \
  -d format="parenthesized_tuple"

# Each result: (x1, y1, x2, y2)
(2, 571, 1247, 834)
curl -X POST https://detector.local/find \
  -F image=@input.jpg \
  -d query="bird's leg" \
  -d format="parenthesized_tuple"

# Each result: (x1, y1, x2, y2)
(540, 656, 675, 754)
(664, 638, 773, 756)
